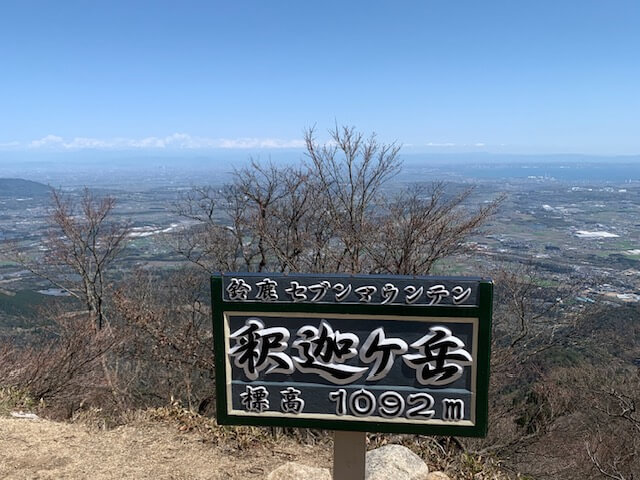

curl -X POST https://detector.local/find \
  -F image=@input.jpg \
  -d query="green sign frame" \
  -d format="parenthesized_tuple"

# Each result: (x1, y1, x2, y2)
(212, 273, 493, 437)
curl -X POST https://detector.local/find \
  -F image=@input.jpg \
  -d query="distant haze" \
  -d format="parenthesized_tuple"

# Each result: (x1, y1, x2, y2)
(2, 152, 638, 189)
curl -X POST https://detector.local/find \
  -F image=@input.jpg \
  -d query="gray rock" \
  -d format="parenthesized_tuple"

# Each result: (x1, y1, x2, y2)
(426, 473, 451, 480)
(10, 411, 39, 420)
(366, 444, 430, 480)
(267, 461, 331, 480)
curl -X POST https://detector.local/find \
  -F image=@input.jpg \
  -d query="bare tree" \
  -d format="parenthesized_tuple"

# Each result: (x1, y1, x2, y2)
(368, 183, 503, 275)
(491, 264, 578, 356)
(113, 267, 215, 411)
(12, 188, 130, 330)
(585, 370, 640, 480)
(304, 125, 402, 273)
(170, 185, 248, 272)
(172, 125, 502, 278)
(231, 160, 294, 272)
(456, 264, 579, 466)
(0, 306, 122, 417)
(253, 164, 319, 272)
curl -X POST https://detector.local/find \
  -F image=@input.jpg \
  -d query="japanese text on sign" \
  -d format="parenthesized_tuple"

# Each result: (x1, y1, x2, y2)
(224, 312, 478, 426)
(213, 273, 492, 436)
(229, 317, 472, 386)
(224, 275, 477, 307)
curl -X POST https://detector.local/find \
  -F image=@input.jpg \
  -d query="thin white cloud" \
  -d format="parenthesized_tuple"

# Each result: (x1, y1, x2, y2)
(217, 137, 305, 149)
(425, 142, 457, 147)
(5, 135, 493, 151)
(19, 133, 305, 151)
(421, 142, 488, 148)
(29, 134, 65, 148)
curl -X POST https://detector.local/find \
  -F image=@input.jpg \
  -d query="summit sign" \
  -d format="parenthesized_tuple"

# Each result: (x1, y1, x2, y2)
(212, 273, 493, 437)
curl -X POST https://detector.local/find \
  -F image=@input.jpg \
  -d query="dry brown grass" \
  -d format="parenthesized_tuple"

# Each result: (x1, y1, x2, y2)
(0, 412, 332, 480)
(0, 404, 517, 480)
(0, 384, 514, 479)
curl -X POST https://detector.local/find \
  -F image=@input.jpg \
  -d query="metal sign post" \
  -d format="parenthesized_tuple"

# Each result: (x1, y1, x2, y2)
(333, 430, 366, 480)
(211, 272, 493, 475)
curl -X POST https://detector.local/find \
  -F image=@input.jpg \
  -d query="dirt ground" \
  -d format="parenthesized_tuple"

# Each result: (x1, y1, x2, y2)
(0, 417, 333, 479)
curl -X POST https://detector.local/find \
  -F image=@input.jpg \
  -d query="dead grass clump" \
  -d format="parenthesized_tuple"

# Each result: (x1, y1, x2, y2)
(141, 403, 276, 450)
(0, 386, 36, 416)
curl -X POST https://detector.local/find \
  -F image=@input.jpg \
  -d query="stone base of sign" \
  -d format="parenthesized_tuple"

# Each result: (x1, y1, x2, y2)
(264, 452, 450, 480)
(267, 461, 331, 480)
(365, 444, 430, 480)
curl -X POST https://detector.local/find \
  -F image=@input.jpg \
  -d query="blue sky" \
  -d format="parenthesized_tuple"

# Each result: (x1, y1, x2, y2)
(1, 1, 639, 155)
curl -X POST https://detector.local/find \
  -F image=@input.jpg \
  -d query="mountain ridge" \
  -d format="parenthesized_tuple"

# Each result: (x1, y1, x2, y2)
(0, 178, 51, 197)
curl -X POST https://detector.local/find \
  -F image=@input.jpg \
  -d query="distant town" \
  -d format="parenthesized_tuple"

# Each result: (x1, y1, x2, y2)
(1, 158, 638, 335)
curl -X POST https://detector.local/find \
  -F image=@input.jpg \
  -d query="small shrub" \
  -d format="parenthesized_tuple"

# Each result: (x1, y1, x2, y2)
(0, 386, 35, 416)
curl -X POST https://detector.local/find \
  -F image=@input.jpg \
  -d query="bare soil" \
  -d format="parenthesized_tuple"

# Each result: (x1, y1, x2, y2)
(0, 417, 332, 479)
